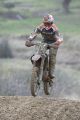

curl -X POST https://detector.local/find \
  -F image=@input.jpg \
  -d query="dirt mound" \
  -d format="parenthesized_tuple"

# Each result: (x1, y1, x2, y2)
(0, 96, 80, 120)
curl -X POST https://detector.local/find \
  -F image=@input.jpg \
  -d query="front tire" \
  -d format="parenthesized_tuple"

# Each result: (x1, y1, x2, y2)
(31, 66, 40, 96)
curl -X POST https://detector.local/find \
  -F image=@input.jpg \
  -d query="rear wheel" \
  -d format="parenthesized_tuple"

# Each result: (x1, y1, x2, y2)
(31, 66, 40, 96)
(43, 57, 53, 95)
(44, 79, 53, 95)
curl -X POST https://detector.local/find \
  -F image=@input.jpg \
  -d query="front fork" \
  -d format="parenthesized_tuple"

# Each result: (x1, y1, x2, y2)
(38, 55, 49, 82)
(32, 55, 48, 84)
(32, 57, 45, 85)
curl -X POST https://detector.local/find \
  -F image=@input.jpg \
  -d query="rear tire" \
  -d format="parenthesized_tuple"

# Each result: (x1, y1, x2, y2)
(31, 66, 40, 96)
(44, 82, 49, 95)
(44, 80, 53, 95)
(43, 58, 53, 95)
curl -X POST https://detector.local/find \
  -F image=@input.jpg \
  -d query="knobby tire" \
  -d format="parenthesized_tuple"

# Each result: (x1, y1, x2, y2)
(31, 66, 40, 96)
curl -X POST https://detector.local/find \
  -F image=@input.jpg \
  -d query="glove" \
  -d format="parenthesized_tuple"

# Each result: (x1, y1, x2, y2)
(54, 39, 63, 48)
(25, 40, 32, 47)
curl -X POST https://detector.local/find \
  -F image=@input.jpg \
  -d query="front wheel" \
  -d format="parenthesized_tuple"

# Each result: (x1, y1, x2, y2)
(31, 66, 40, 96)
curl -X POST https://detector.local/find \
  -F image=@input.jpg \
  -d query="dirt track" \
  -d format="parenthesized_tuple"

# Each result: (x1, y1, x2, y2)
(0, 96, 80, 120)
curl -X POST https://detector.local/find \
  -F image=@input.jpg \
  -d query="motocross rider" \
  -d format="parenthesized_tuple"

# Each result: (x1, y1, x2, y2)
(25, 14, 63, 79)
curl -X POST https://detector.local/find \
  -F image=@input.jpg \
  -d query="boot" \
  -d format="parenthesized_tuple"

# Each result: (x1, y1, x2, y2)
(49, 74, 55, 79)
(48, 72, 55, 86)
(49, 67, 55, 79)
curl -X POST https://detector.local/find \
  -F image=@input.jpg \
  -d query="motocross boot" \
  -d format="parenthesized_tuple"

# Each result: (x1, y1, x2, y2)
(49, 64, 55, 79)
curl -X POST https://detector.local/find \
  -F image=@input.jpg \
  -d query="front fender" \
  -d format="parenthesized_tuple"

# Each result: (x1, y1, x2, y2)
(32, 54, 41, 61)
(31, 54, 42, 66)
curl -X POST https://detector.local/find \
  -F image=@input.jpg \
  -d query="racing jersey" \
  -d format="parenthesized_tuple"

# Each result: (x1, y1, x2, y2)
(35, 23, 59, 43)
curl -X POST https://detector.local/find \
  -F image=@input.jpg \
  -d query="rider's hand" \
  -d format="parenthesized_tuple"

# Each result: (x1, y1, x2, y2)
(54, 39, 63, 48)
(25, 40, 32, 47)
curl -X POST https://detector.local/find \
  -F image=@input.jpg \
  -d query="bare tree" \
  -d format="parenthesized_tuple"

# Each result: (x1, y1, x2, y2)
(62, 0, 72, 13)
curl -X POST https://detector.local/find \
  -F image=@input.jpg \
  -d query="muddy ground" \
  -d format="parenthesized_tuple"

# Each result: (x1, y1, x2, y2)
(0, 96, 80, 120)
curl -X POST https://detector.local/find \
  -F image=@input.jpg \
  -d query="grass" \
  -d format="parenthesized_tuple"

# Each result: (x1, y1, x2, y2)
(0, 58, 32, 96)
(0, 13, 80, 36)
(0, 18, 41, 35)
(0, 58, 31, 71)
(0, 58, 80, 96)
(0, 0, 80, 36)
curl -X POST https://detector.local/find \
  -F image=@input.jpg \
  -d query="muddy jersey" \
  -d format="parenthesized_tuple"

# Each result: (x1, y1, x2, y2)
(35, 23, 59, 43)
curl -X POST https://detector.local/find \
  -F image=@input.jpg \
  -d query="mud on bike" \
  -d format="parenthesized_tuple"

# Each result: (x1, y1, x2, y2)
(28, 41, 57, 97)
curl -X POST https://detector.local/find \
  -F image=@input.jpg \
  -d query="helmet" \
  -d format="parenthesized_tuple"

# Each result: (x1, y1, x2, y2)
(43, 14, 54, 23)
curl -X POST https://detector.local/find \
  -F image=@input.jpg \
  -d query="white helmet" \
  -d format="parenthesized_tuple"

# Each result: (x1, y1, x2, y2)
(43, 14, 54, 23)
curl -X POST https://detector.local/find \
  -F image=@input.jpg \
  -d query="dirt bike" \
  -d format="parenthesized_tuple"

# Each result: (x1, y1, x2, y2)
(30, 41, 56, 96)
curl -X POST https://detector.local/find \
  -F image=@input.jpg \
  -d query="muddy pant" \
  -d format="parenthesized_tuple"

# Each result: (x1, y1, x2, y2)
(49, 47, 58, 76)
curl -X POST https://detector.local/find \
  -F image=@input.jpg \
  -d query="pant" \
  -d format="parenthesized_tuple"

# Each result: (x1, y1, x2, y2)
(49, 47, 58, 76)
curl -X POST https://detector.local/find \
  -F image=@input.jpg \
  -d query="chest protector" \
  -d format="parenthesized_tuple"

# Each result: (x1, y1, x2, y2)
(41, 28, 56, 42)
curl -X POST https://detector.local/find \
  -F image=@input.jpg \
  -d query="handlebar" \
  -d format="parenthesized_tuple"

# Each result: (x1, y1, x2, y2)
(32, 41, 58, 48)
